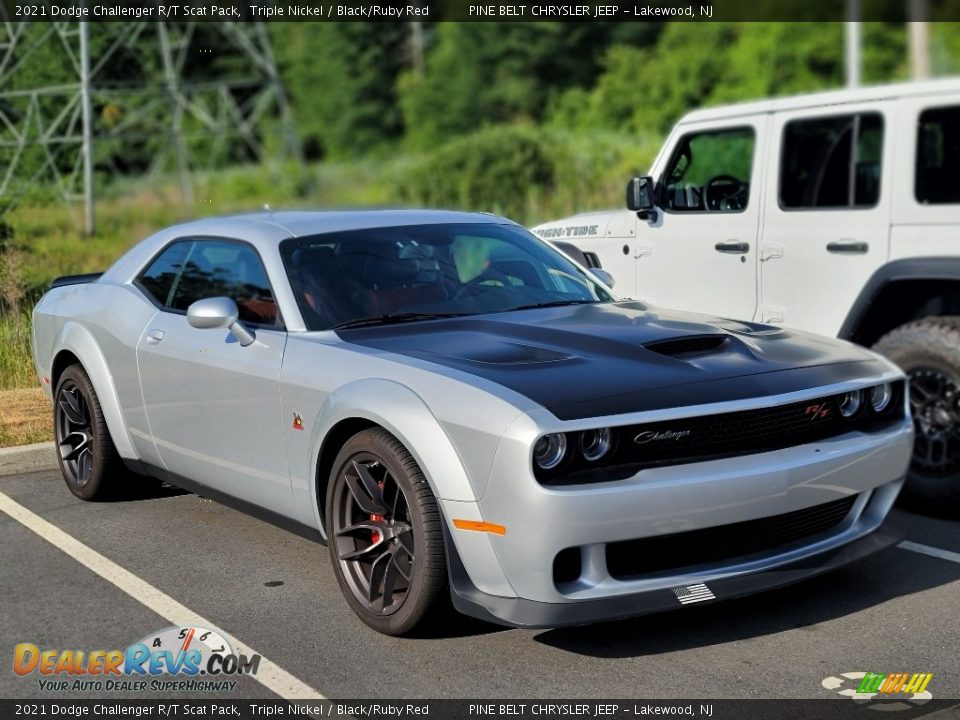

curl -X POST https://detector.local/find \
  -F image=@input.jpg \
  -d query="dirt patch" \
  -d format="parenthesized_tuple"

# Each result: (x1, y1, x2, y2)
(0, 387, 51, 448)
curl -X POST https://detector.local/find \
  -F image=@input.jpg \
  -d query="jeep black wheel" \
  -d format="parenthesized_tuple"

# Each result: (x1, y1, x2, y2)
(54, 365, 124, 501)
(326, 428, 447, 635)
(873, 317, 960, 508)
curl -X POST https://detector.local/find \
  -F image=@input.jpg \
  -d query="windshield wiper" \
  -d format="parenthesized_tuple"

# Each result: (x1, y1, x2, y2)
(505, 300, 596, 313)
(332, 312, 468, 330)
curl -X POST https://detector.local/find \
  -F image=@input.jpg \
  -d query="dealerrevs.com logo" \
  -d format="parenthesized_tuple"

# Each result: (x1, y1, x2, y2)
(14, 626, 261, 693)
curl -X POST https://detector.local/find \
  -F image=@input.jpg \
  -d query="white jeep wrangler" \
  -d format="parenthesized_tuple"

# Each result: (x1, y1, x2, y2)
(534, 78, 960, 507)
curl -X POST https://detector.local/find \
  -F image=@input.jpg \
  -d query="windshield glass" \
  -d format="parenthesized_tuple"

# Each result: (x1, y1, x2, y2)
(280, 222, 615, 331)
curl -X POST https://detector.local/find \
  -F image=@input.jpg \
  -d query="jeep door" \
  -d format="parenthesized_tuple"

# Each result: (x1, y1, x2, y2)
(758, 105, 891, 335)
(134, 237, 294, 515)
(633, 117, 765, 321)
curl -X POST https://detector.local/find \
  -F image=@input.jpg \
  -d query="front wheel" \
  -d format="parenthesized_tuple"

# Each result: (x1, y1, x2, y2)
(325, 428, 447, 635)
(873, 317, 960, 508)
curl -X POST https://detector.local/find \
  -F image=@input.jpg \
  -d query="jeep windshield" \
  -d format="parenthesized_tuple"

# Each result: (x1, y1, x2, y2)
(280, 222, 616, 331)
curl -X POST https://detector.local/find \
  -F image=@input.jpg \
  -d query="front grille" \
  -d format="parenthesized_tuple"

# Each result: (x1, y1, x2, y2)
(605, 495, 858, 580)
(536, 381, 904, 485)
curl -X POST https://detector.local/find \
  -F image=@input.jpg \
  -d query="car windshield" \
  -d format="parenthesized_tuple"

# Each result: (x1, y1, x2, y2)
(280, 222, 615, 331)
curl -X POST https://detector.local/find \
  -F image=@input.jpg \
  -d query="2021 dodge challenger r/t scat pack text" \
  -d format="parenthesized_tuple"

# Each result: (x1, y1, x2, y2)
(32, 210, 912, 635)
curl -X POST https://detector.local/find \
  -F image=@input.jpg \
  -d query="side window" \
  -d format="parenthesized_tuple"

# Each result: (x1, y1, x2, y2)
(916, 105, 960, 205)
(139, 239, 279, 327)
(780, 112, 883, 210)
(137, 241, 191, 307)
(661, 127, 755, 212)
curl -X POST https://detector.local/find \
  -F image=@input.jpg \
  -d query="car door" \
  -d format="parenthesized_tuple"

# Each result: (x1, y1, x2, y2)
(633, 118, 765, 320)
(134, 237, 293, 515)
(758, 106, 891, 335)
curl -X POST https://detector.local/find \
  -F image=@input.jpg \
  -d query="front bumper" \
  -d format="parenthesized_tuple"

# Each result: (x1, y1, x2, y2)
(445, 512, 903, 628)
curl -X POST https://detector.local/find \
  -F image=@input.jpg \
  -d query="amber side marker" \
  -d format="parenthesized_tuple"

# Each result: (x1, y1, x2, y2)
(453, 519, 507, 536)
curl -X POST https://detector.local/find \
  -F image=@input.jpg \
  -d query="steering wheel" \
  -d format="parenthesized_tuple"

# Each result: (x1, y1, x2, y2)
(704, 175, 748, 211)
(452, 267, 512, 300)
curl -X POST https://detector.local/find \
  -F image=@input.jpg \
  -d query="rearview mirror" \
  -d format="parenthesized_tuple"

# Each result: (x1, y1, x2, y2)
(626, 176, 655, 212)
(187, 297, 255, 346)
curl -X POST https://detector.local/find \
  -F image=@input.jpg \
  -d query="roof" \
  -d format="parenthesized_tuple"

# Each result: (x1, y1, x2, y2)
(678, 77, 960, 125)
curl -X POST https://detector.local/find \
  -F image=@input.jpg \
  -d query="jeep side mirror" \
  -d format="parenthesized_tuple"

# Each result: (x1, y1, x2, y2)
(626, 176, 655, 212)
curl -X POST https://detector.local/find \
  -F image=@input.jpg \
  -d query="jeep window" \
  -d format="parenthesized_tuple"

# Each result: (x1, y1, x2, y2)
(780, 113, 883, 209)
(916, 105, 960, 204)
(661, 127, 754, 213)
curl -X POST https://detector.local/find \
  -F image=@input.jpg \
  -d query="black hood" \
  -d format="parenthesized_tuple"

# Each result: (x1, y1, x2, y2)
(339, 302, 885, 420)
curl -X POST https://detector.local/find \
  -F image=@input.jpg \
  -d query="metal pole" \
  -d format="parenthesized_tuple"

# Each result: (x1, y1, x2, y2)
(79, 21, 94, 236)
(908, 0, 931, 80)
(158, 22, 193, 204)
(845, 0, 861, 88)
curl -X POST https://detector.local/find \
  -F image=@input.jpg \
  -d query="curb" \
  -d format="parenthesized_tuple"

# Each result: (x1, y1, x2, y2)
(0, 442, 57, 477)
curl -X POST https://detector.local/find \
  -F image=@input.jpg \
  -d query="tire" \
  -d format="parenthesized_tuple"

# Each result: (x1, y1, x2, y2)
(873, 317, 960, 508)
(325, 427, 448, 635)
(53, 364, 125, 501)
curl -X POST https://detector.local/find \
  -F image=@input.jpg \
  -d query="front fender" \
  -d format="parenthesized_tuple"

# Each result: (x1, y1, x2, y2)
(306, 378, 478, 534)
(53, 321, 138, 460)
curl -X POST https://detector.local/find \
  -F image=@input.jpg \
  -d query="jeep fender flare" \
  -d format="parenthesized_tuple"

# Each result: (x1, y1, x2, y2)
(306, 378, 478, 535)
(53, 321, 138, 460)
(839, 257, 960, 342)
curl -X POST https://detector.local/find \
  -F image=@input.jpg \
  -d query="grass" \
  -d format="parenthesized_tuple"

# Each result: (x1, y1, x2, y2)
(0, 387, 50, 448)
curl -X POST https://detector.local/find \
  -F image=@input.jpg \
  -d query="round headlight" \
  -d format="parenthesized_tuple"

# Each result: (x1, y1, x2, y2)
(581, 428, 612, 462)
(534, 433, 567, 470)
(870, 383, 893, 413)
(839, 390, 862, 418)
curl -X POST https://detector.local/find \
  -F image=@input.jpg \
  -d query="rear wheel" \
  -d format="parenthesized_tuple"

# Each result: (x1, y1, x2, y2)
(53, 364, 124, 501)
(873, 317, 960, 508)
(325, 428, 447, 635)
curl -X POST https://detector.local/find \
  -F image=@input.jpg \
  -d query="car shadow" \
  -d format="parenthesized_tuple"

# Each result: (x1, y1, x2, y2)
(108, 479, 189, 503)
(531, 545, 960, 658)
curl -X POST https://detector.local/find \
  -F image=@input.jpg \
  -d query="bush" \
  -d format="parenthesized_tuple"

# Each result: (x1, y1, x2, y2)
(399, 126, 555, 222)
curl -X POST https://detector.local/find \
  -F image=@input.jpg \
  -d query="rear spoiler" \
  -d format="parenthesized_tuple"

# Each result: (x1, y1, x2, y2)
(49, 273, 103, 289)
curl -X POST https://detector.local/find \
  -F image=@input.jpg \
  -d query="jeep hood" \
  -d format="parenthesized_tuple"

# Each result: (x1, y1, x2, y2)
(339, 301, 887, 420)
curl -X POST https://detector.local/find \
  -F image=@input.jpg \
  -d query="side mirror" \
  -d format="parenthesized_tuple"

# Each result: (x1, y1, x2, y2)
(589, 268, 616, 289)
(187, 297, 255, 346)
(626, 176, 656, 212)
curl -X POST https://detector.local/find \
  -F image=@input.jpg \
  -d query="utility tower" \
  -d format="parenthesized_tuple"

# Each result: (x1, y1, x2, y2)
(0, 19, 298, 235)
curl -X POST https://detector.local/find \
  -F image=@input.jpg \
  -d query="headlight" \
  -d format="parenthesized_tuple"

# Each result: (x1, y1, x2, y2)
(581, 428, 612, 462)
(839, 389, 862, 417)
(869, 383, 893, 413)
(534, 433, 567, 470)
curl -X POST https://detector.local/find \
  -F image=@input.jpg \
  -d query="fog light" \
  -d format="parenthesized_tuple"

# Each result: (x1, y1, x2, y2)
(581, 428, 612, 461)
(839, 390, 862, 417)
(870, 383, 893, 413)
(534, 433, 567, 470)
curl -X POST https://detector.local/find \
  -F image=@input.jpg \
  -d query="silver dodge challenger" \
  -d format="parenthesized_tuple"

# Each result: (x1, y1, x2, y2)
(32, 210, 913, 635)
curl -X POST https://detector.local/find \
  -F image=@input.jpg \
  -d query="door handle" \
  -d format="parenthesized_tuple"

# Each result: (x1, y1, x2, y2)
(715, 240, 750, 254)
(146, 329, 165, 344)
(826, 240, 869, 254)
(633, 245, 653, 259)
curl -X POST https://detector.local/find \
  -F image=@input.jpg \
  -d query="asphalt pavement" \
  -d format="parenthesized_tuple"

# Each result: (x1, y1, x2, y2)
(2, 469, 958, 701)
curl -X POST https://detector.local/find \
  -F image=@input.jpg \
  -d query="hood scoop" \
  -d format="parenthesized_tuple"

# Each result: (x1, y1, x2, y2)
(644, 334, 730, 358)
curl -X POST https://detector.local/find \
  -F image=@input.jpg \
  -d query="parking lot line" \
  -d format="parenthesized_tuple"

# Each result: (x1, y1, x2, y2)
(0, 491, 326, 700)
(897, 540, 960, 565)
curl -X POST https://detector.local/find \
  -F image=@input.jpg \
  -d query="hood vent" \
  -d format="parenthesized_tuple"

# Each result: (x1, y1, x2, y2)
(644, 334, 729, 357)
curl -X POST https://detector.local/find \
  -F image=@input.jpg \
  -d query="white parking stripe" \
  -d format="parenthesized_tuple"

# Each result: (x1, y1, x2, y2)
(897, 540, 960, 565)
(0, 491, 325, 700)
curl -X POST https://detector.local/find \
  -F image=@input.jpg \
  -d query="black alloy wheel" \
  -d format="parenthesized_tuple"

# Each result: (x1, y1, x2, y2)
(326, 428, 447, 635)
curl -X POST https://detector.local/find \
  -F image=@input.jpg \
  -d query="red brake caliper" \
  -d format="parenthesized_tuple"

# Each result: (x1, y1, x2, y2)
(370, 481, 385, 544)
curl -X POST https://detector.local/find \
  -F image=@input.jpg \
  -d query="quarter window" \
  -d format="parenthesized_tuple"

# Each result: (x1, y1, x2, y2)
(916, 105, 960, 204)
(137, 239, 280, 327)
(780, 113, 883, 209)
(661, 127, 755, 213)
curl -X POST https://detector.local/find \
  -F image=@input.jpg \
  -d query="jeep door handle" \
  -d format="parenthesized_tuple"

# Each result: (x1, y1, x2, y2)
(715, 240, 750, 254)
(146, 329, 165, 344)
(826, 240, 869, 254)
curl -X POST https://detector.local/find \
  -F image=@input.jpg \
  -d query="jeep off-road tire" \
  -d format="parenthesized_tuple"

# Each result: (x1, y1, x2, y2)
(873, 317, 960, 508)
(326, 427, 448, 635)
